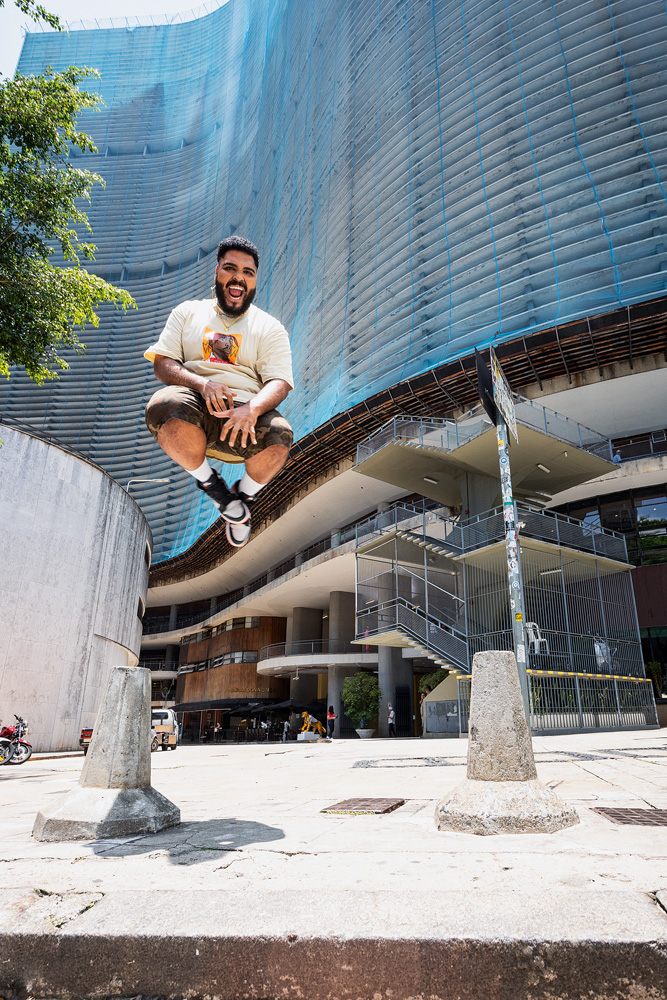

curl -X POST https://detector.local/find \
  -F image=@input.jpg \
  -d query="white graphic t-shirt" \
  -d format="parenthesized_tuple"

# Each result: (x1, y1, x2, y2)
(144, 299, 293, 403)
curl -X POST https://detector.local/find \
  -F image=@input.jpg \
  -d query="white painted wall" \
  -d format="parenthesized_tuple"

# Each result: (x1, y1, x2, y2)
(0, 426, 151, 751)
(539, 367, 667, 438)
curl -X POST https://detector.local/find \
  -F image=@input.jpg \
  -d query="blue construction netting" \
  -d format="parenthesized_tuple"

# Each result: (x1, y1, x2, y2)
(3, 0, 667, 561)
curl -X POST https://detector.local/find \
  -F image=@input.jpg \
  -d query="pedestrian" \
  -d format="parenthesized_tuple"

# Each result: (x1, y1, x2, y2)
(282, 720, 289, 743)
(144, 236, 294, 548)
(326, 704, 336, 739)
(419, 691, 426, 734)
(387, 703, 396, 737)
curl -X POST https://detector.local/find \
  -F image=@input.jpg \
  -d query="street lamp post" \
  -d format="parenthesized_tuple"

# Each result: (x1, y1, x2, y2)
(126, 477, 171, 491)
(496, 416, 530, 720)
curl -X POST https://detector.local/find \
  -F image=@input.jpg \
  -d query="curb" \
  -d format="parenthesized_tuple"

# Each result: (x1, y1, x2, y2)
(30, 752, 84, 761)
(1, 888, 666, 999)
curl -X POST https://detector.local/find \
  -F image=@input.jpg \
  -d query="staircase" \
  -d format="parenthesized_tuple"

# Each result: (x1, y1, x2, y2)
(356, 597, 470, 673)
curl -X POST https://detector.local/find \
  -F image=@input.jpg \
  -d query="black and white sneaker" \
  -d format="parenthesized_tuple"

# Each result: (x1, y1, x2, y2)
(197, 470, 250, 524)
(224, 481, 257, 548)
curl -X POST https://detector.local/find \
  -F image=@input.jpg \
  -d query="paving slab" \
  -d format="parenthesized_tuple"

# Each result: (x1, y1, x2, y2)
(1, 731, 666, 998)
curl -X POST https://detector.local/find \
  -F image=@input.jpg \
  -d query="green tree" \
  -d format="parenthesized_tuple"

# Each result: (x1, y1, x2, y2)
(645, 661, 663, 699)
(0, 66, 135, 384)
(341, 672, 380, 730)
(418, 668, 449, 696)
(1, 0, 62, 31)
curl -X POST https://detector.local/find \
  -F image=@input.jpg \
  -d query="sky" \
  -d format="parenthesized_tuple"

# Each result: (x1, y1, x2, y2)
(1, 0, 201, 78)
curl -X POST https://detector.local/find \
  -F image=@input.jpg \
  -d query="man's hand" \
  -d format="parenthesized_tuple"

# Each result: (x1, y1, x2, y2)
(217, 401, 258, 449)
(200, 379, 236, 416)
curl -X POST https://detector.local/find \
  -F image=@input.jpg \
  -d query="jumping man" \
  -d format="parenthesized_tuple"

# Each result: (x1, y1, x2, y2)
(144, 236, 293, 548)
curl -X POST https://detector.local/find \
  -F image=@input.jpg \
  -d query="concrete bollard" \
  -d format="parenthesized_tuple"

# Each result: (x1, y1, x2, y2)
(33, 666, 180, 841)
(435, 650, 579, 835)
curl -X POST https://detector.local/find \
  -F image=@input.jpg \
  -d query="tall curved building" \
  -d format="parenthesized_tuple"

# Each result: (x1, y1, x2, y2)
(4, 0, 666, 736)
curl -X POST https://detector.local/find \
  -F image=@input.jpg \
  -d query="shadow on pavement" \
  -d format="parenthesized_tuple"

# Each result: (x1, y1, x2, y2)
(92, 817, 286, 864)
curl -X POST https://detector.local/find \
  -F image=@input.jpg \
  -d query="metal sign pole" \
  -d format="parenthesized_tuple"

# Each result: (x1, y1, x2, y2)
(496, 415, 531, 721)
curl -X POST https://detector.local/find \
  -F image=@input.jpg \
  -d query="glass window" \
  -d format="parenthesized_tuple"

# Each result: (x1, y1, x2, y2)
(635, 490, 667, 565)
(599, 497, 636, 534)
(566, 503, 601, 530)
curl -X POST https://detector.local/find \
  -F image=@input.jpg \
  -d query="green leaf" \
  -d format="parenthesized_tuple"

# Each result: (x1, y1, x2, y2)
(0, 0, 63, 32)
(0, 67, 136, 383)
(341, 673, 380, 730)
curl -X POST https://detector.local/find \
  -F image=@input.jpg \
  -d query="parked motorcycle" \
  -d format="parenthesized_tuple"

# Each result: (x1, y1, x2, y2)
(0, 716, 32, 765)
(0, 734, 13, 765)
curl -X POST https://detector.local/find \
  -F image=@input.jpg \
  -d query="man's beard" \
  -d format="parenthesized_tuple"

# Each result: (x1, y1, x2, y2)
(215, 277, 256, 316)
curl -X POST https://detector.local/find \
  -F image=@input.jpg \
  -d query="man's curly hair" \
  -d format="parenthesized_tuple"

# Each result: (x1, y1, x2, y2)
(217, 236, 259, 269)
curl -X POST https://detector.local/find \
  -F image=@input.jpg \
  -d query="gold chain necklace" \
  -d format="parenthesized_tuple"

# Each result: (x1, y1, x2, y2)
(212, 291, 243, 332)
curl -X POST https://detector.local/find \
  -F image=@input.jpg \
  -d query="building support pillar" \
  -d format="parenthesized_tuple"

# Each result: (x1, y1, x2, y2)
(328, 591, 355, 654)
(327, 664, 356, 738)
(165, 644, 180, 669)
(289, 608, 322, 704)
(378, 646, 412, 737)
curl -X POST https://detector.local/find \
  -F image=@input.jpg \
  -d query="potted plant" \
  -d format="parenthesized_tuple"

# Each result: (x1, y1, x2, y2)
(342, 672, 380, 738)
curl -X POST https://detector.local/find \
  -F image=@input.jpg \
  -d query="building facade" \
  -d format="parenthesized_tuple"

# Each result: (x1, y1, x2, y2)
(3, 0, 666, 736)
(0, 419, 151, 750)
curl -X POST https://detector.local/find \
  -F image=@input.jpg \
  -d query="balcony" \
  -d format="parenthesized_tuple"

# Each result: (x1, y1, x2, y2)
(353, 399, 615, 503)
(256, 638, 377, 676)
(357, 501, 628, 564)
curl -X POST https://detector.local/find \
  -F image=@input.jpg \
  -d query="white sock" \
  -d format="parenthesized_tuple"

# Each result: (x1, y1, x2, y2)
(239, 471, 265, 497)
(187, 459, 214, 483)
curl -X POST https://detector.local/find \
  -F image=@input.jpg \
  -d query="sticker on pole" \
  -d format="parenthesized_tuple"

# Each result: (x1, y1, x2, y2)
(490, 347, 518, 444)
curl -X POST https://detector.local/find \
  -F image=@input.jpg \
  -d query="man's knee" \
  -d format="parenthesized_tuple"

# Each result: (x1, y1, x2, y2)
(145, 386, 204, 442)
(255, 413, 293, 454)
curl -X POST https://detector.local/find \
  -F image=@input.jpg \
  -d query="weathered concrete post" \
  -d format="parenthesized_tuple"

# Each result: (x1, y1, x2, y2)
(436, 650, 578, 835)
(33, 666, 180, 841)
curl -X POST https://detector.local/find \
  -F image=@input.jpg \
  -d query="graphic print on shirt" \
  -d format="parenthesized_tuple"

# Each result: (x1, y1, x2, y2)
(202, 328, 242, 365)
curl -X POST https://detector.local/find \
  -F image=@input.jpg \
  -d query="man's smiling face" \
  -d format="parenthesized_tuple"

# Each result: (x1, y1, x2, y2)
(215, 249, 258, 316)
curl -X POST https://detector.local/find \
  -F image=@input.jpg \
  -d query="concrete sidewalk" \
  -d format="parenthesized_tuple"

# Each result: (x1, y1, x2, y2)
(1, 730, 666, 998)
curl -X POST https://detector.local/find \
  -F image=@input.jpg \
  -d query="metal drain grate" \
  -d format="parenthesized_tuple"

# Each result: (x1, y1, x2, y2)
(592, 807, 667, 826)
(321, 797, 405, 815)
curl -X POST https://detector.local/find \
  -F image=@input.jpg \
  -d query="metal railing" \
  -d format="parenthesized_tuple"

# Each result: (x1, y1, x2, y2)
(467, 627, 645, 679)
(358, 499, 628, 563)
(357, 597, 470, 672)
(455, 671, 656, 734)
(611, 428, 667, 463)
(356, 397, 613, 466)
(528, 672, 657, 731)
(463, 504, 628, 562)
(138, 659, 177, 671)
(258, 639, 364, 660)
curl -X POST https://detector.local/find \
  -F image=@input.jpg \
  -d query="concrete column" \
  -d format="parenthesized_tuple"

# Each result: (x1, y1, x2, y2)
(436, 650, 579, 834)
(291, 607, 322, 645)
(33, 666, 180, 841)
(165, 644, 180, 669)
(209, 595, 218, 612)
(455, 472, 499, 517)
(377, 646, 412, 737)
(328, 591, 355, 654)
(168, 605, 178, 630)
(290, 609, 322, 705)
(327, 665, 356, 738)
(289, 673, 319, 704)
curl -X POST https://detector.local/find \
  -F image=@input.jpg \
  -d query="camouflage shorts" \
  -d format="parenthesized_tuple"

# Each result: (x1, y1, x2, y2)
(145, 385, 293, 464)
